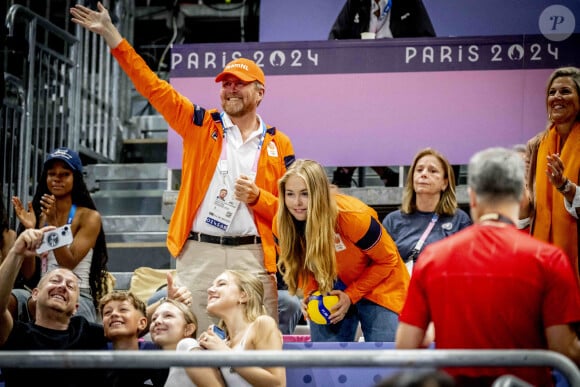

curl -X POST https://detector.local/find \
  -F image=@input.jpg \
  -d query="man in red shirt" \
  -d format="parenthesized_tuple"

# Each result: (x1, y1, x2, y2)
(396, 147, 580, 386)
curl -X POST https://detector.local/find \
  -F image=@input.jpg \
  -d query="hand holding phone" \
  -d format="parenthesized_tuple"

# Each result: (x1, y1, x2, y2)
(36, 225, 73, 254)
(212, 324, 226, 340)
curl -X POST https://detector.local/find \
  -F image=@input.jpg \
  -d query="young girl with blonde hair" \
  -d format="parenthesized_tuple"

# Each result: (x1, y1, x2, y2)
(274, 159, 409, 342)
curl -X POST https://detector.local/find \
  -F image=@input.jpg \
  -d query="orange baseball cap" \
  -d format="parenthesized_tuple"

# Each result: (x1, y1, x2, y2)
(215, 58, 265, 86)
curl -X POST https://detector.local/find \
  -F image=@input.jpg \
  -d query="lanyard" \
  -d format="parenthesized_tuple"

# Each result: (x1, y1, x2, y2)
(67, 204, 76, 224)
(378, 0, 392, 20)
(372, 0, 392, 34)
(43, 204, 76, 226)
(218, 113, 267, 177)
(413, 213, 439, 253)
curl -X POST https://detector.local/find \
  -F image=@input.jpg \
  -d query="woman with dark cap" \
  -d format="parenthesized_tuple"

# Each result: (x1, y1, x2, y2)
(10, 147, 109, 322)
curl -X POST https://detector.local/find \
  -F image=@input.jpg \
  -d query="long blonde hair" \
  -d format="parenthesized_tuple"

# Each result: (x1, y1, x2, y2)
(277, 159, 338, 295)
(230, 270, 266, 320)
(216, 270, 268, 338)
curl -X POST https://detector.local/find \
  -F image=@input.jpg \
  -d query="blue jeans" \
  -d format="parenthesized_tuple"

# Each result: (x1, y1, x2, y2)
(309, 298, 398, 342)
(278, 290, 302, 334)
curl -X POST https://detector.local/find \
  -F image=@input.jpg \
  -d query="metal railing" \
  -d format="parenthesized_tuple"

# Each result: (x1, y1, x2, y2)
(74, 0, 135, 163)
(0, 349, 577, 385)
(1, 1, 134, 227)
(3, 4, 79, 221)
(0, 74, 25, 227)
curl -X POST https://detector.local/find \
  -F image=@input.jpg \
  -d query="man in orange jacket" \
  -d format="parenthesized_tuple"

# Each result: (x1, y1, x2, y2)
(71, 2, 295, 333)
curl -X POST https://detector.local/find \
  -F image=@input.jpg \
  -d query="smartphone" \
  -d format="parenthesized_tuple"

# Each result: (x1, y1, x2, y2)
(212, 325, 226, 340)
(36, 225, 73, 254)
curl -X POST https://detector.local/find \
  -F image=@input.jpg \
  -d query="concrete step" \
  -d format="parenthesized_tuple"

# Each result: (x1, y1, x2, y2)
(105, 241, 172, 272)
(121, 138, 167, 163)
(121, 115, 168, 163)
(85, 163, 167, 191)
(102, 215, 172, 272)
(102, 214, 168, 234)
(92, 191, 165, 216)
(86, 163, 167, 216)
(128, 115, 169, 139)
(85, 162, 171, 272)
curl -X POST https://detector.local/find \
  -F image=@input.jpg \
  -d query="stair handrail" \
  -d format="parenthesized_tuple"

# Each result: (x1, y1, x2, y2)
(2, 1, 135, 220)
(4, 4, 80, 215)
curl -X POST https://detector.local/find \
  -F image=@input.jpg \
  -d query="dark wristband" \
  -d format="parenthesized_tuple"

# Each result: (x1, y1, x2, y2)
(557, 179, 568, 192)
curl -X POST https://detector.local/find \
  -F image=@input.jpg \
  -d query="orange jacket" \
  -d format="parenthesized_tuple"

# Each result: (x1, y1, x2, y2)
(529, 123, 580, 277)
(274, 194, 409, 313)
(112, 40, 295, 272)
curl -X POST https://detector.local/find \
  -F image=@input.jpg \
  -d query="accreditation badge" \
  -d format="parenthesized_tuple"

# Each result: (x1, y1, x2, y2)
(267, 142, 278, 157)
(334, 233, 347, 252)
(205, 185, 240, 231)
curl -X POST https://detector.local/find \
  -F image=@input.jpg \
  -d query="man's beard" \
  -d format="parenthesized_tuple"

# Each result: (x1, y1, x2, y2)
(222, 97, 251, 117)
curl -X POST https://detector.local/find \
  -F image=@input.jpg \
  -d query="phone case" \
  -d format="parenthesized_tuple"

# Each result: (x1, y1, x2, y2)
(36, 225, 73, 254)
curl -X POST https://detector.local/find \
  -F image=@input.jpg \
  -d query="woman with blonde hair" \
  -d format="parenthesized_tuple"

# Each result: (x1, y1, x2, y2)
(149, 298, 200, 387)
(186, 269, 285, 387)
(383, 148, 471, 273)
(274, 159, 409, 342)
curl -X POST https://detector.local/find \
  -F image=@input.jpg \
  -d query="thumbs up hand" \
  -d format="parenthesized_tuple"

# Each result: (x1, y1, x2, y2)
(166, 272, 193, 307)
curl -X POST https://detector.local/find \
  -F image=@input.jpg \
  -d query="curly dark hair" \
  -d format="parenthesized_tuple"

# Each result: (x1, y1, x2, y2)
(22, 161, 109, 309)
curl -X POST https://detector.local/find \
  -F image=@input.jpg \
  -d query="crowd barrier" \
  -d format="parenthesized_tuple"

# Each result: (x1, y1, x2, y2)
(0, 348, 577, 387)
(282, 342, 572, 386)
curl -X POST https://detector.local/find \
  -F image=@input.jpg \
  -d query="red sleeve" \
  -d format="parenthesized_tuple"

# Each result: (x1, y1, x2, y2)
(398, 250, 432, 330)
(543, 248, 580, 327)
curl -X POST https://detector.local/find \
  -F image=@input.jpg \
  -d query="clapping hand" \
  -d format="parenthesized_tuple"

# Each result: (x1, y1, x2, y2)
(546, 153, 567, 188)
(12, 196, 36, 229)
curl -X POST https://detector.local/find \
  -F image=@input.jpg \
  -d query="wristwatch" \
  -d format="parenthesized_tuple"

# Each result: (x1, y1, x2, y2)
(557, 179, 573, 194)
